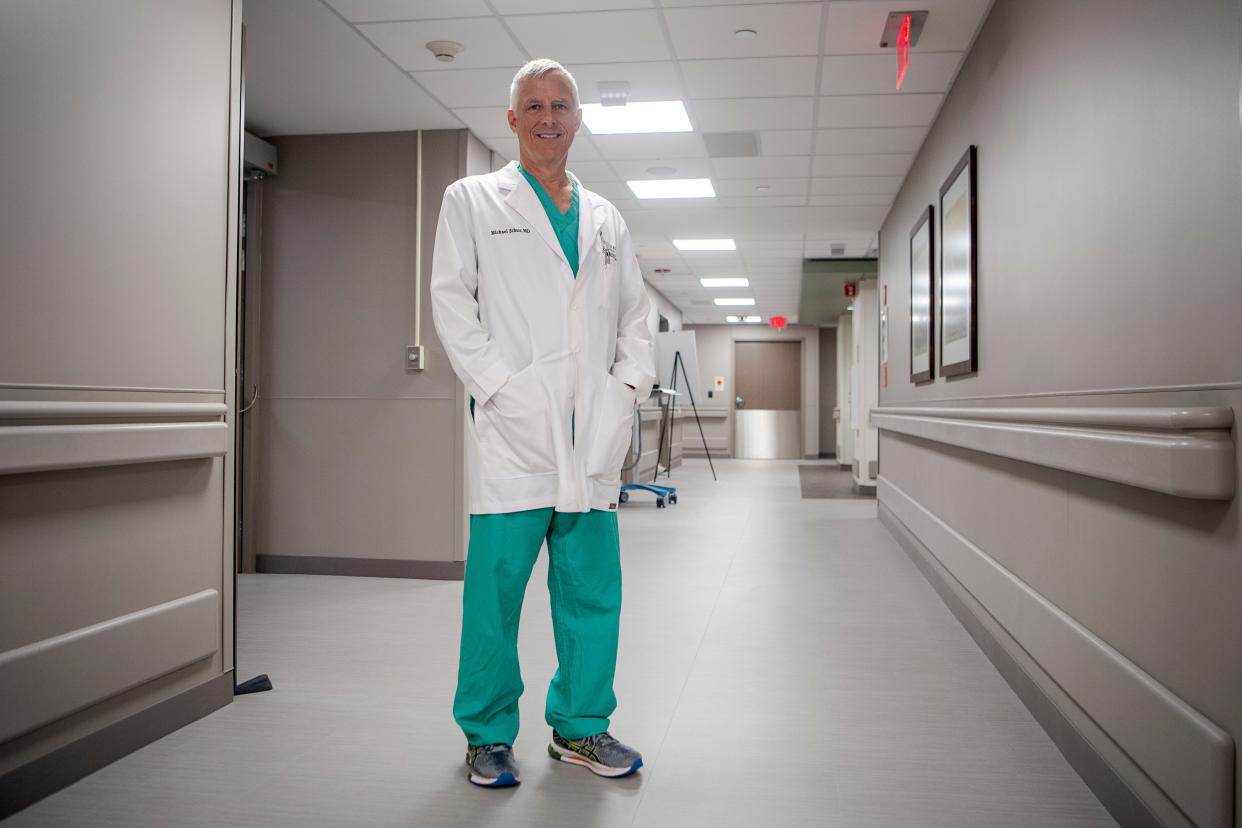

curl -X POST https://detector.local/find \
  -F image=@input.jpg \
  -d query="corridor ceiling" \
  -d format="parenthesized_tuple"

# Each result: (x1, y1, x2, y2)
(244, 0, 993, 324)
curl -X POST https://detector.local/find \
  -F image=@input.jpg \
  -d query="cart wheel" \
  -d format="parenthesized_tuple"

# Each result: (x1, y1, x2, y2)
(619, 491, 629, 503)
(656, 497, 666, 508)
(669, 494, 678, 505)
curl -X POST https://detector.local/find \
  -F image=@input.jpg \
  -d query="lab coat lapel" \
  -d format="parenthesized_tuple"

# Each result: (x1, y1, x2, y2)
(501, 163, 569, 269)
(573, 179, 607, 277)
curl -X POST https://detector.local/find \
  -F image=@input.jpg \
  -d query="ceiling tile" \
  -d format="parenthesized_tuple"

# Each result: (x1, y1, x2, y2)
(821, 52, 963, 95)
(814, 126, 926, 154)
(243, 0, 460, 136)
(482, 136, 518, 160)
(608, 158, 715, 179)
(713, 178, 808, 197)
(506, 11, 670, 64)
(711, 155, 810, 178)
(717, 196, 805, 210)
(817, 93, 944, 128)
(808, 193, 895, 205)
(823, 0, 994, 55)
(589, 133, 708, 159)
(492, 0, 651, 11)
(325, 0, 491, 21)
(692, 97, 815, 132)
(681, 57, 818, 99)
(759, 130, 813, 155)
(452, 106, 512, 138)
(412, 67, 515, 108)
(568, 160, 617, 180)
(581, 180, 633, 200)
(357, 18, 526, 70)
(811, 153, 913, 177)
(569, 136, 603, 160)
(565, 61, 684, 103)
(663, 3, 823, 59)
(811, 176, 902, 195)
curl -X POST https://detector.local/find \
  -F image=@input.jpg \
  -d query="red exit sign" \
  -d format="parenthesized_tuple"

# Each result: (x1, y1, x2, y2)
(844, 283, 858, 298)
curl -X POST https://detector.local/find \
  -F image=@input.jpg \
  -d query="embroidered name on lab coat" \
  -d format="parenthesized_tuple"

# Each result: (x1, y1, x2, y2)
(490, 227, 531, 235)
(601, 238, 618, 264)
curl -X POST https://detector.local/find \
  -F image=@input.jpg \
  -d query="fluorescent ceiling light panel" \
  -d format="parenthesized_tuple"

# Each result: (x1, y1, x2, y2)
(628, 179, 716, 199)
(700, 277, 749, 287)
(714, 297, 755, 306)
(581, 101, 692, 134)
(675, 239, 736, 251)
(726, 315, 762, 323)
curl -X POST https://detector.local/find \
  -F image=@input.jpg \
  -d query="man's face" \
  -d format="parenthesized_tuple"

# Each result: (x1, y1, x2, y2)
(508, 72, 581, 166)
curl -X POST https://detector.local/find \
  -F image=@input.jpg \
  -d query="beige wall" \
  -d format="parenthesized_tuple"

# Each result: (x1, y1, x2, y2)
(685, 324, 821, 458)
(248, 130, 483, 571)
(877, 1, 1242, 826)
(0, 0, 239, 790)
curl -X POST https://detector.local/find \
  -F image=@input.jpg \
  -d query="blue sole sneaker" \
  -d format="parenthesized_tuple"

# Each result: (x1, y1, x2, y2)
(466, 743, 521, 787)
(548, 730, 643, 778)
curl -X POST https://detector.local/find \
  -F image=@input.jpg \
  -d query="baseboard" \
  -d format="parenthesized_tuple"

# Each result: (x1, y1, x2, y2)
(0, 669, 233, 819)
(878, 503, 1170, 828)
(852, 482, 877, 496)
(256, 554, 464, 580)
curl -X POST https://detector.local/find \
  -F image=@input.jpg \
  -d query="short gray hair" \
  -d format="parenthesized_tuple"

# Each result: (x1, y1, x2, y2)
(509, 59, 579, 112)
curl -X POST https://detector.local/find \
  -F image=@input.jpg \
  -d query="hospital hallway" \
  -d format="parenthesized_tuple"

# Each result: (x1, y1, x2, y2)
(9, 459, 1114, 828)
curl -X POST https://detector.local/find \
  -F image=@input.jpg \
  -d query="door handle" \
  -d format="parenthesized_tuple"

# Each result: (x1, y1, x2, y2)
(735, 395, 745, 408)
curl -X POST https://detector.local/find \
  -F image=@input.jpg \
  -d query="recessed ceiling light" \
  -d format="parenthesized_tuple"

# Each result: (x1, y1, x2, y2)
(700, 277, 750, 287)
(581, 101, 692, 134)
(715, 297, 755, 306)
(726, 315, 762, 323)
(628, 179, 715, 199)
(742, 315, 761, 323)
(755, 184, 771, 192)
(734, 28, 757, 39)
(674, 238, 735, 251)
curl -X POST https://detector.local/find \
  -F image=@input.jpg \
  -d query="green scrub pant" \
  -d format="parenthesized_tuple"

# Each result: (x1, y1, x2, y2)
(453, 508, 622, 747)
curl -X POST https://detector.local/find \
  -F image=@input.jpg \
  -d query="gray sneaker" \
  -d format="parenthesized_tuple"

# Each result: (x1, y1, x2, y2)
(465, 743, 520, 787)
(548, 730, 643, 778)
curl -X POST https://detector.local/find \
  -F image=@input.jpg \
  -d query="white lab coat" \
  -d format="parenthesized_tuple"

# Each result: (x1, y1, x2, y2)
(430, 161, 657, 514)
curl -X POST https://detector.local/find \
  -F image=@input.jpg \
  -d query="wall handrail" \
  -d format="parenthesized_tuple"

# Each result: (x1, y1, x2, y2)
(872, 405, 1235, 500)
(0, 401, 226, 420)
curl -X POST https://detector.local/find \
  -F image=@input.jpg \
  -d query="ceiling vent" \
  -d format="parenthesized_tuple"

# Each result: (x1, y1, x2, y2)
(703, 132, 759, 158)
(830, 243, 846, 256)
(597, 81, 631, 107)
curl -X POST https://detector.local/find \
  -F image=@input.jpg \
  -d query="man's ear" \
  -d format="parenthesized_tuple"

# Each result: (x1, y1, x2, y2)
(507, 110, 518, 133)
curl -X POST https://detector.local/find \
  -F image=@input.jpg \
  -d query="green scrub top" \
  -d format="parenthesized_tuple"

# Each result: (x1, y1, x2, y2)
(518, 163, 579, 277)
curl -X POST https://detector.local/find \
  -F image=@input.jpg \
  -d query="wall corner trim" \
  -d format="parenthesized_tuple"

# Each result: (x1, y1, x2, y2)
(871, 405, 1235, 499)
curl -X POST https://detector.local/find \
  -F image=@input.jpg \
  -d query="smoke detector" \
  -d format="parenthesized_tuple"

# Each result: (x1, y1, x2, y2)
(425, 40, 464, 62)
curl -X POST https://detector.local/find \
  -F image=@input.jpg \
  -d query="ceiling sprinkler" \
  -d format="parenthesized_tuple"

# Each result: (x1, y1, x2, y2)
(425, 40, 464, 63)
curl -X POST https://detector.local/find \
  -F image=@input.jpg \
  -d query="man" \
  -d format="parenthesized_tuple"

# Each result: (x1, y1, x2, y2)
(430, 58, 656, 789)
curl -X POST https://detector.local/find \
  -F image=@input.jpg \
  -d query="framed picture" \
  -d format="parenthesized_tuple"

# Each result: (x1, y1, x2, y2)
(939, 145, 978, 377)
(909, 205, 934, 384)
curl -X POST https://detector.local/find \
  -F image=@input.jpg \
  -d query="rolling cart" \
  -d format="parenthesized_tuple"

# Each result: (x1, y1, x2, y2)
(618, 391, 679, 508)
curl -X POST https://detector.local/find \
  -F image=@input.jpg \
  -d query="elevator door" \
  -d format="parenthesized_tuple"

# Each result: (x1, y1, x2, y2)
(734, 340, 802, 459)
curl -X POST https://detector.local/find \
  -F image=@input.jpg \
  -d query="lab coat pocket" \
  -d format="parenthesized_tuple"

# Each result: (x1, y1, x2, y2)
(476, 364, 557, 478)
(586, 374, 638, 481)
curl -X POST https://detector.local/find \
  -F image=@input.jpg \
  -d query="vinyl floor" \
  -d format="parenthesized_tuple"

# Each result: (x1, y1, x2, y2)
(10, 459, 1115, 827)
